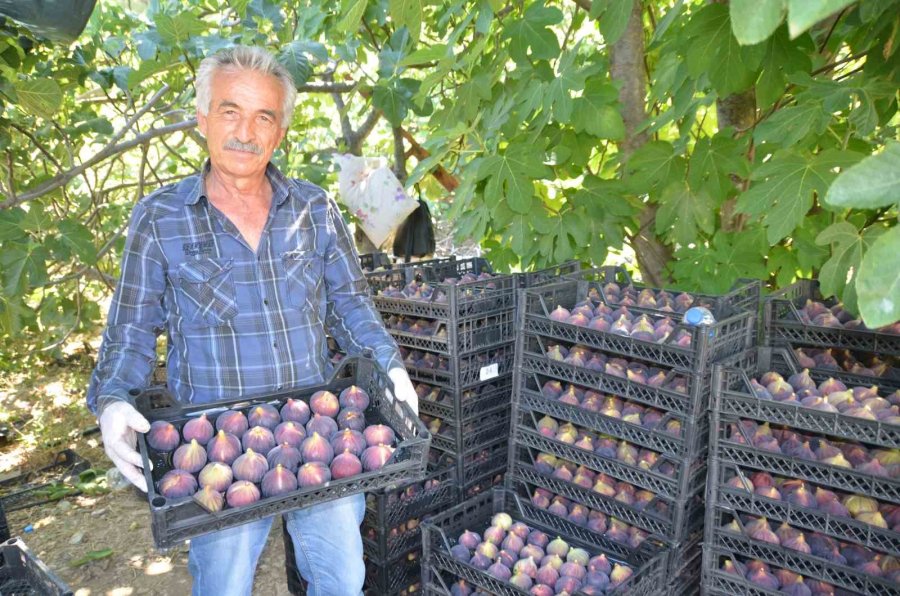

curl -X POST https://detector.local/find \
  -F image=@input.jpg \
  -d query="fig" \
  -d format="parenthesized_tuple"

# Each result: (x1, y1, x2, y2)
(363, 424, 396, 447)
(855, 511, 888, 527)
(158, 469, 198, 498)
(232, 448, 268, 483)
(788, 369, 817, 392)
(173, 439, 208, 473)
(509, 573, 533, 591)
(330, 450, 362, 479)
(459, 530, 481, 550)
(300, 432, 334, 465)
(483, 525, 506, 546)
(336, 408, 366, 432)
(554, 576, 582, 594)
(206, 430, 241, 465)
(198, 461, 233, 492)
(449, 544, 470, 561)
(537, 416, 558, 437)
(266, 443, 303, 473)
(296, 461, 331, 487)
(193, 485, 224, 512)
(559, 561, 586, 580)
(487, 561, 512, 581)
(306, 414, 338, 439)
(475, 541, 499, 559)
(247, 404, 281, 430)
(541, 554, 564, 570)
(549, 306, 571, 322)
(546, 536, 569, 558)
(147, 421, 181, 452)
(361, 444, 394, 471)
(609, 563, 633, 588)
(182, 414, 215, 445)
(497, 549, 516, 569)
(309, 391, 340, 418)
(746, 568, 779, 590)
(258, 463, 297, 497)
(468, 552, 491, 570)
(330, 429, 367, 457)
(225, 480, 260, 507)
(339, 385, 370, 411)
(536, 564, 559, 587)
(509, 521, 530, 539)
(280, 398, 311, 425)
(242, 426, 276, 453)
(520, 545, 544, 563)
(818, 378, 847, 395)
(215, 410, 250, 436)
(746, 518, 780, 544)
(274, 421, 306, 448)
(787, 486, 816, 509)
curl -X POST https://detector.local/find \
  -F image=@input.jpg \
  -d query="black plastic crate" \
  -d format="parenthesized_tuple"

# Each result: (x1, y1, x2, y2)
(373, 258, 517, 321)
(0, 450, 91, 512)
(711, 414, 900, 505)
(403, 343, 515, 390)
(363, 465, 457, 561)
(706, 506, 899, 596)
(569, 266, 761, 316)
(0, 538, 72, 596)
(507, 455, 706, 547)
(716, 347, 900, 449)
(520, 279, 757, 372)
(365, 548, 422, 595)
(385, 309, 516, 355)
(460, 470, 505, 501)
(429, 437, 509, 500)
(421, 488, 669, 595)
(701, 547, 785, 596)
(417, 377, 512, 426)
(359, 252, 394, 272)
(514, 375, 707, 460)
(787, 343, 900, 388)
(427, 404, 509, 456)
(516, 260, 582, 289)
(711, 460, 900, 556)
(764, 279, 900, 357)
(665, 542, 701, 596)
(364, 256, 458, 293)
(135, 356, 431, 550)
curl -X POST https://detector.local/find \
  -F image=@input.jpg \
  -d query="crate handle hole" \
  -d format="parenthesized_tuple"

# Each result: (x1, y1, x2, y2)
(151, 496, 166, 507)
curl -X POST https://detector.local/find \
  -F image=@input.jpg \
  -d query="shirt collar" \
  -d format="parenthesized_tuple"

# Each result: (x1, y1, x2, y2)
(184, 159, 294, 207)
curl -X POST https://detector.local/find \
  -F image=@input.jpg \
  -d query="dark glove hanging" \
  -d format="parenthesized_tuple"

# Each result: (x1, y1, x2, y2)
(393, 198, 436, 262)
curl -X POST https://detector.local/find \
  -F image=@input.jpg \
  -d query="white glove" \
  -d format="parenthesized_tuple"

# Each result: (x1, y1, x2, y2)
(98, 401, 151, 492)
(388, 367, 419, 416)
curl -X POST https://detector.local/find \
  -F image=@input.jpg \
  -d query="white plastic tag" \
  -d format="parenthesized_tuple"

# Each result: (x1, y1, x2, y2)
(479, 363, 499, 381)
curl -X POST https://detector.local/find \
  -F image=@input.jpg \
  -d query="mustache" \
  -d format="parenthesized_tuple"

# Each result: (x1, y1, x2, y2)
(223, 138, 263, 155)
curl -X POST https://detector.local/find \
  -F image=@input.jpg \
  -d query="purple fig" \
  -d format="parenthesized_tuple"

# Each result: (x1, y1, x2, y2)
(242, 426, 276, 453)
(559, 561, 586, 579)
(206, 430, 241, 465)
(266, 443, 303, 473)
(554, 575, 582, 594)
(449, 544, 470, 561)
(309, 391, 340, 418)
(261, 463, 299, 497)
(182, 414, 215, 445)
(198, 461, 233, 492)
(193, 485, 224, 512)
(588, 554, 611, 575)
(147, 420, 181, 452)
(280, 398, 311, 425)
(541, 554, 564, 570)
(475, 541, 498, 559)
(487, 561, 512, 581)
(274, 421, 306, 448)
(296, 461, 331, 487)
(509, 573, 533, 591)
(536, 564, 559, 587)
(247, 404, 281, 430)
(173, 439, 208, 473)
(361, 444, 394, 471)
(215, 410, 250, 436)
(363, 424, 396, 447)
(458, 530, 481, 550)
(336, 408, 366, 432)
(225, 480, 260, 507)
(609, 564, 633, 588)
(232, 448, 268, 483)
(520, 545, 545, 562)
(300, 432, 334, 465)
(158, 469, 198, 499)
(330, 429, 367, 457)
(305, 414, 338, 439)
(330, 450, 362, 479)
(549, 305, 571, 322)
(546, 536, 569, 558)
(339, 385, 370, 411)
(469, 553, 491, 570)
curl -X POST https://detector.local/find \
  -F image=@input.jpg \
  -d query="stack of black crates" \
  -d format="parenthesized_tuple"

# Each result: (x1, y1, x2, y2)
(702, 280, 900, 595)
(0, 537, 72, 596)
(504, 267, 760, 595)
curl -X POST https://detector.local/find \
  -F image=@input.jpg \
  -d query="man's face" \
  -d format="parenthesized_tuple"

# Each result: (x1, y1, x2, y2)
(197, 68, 288, 181)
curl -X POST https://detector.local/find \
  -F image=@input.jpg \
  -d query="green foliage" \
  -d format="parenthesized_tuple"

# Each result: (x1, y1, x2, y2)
(0, 0, 897, 360)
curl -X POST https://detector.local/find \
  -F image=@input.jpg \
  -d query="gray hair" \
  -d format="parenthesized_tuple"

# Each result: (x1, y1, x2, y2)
(196, 45, 297, 128)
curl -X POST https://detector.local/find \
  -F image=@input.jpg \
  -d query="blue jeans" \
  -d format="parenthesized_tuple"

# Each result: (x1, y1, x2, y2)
(188, 494, 366, 596)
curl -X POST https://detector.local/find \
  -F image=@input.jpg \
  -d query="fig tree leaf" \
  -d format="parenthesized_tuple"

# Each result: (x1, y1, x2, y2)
(856, 225, 900, 328)
(824, 141, 900, 210)
(756, 27, 811, 109)
(625, 141, 686, 194)
(14, 78, 62, 119)
(389, 0, 424, 41)
(787, 0, 855, 39)
(655, 182, 716, 246)
(592, 0, 634, 45)
(685, 4, 763, 96)
(754, 101, 829, 147)
(736, 150, 839, 245)
(57, 221, 97, 265)
(154, 12, 204, 46)
(337, 0, 367, 34)
(277, 42, 313, 88)
(815, 221, 863, 300)
(730, 0, 786, 45)
(572, 81, 624, 139)
(504, 4, 563, 63)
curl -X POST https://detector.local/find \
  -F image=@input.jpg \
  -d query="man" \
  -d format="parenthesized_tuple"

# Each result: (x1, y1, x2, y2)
(87, 45, 419, 596)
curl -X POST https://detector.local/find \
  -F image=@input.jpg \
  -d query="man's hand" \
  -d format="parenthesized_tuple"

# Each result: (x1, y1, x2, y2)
(98, 401, 151, 492)
(387, 367, 418, 416)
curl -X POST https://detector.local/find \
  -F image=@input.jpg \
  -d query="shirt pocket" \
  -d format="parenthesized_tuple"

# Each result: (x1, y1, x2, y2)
(282, 249, 324, 310)
(173, 258, 238, 327)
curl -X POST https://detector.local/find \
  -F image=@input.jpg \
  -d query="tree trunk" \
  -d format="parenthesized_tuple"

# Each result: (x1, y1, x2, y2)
(611, 0, 671, 287)
(716, 88, 756, 231)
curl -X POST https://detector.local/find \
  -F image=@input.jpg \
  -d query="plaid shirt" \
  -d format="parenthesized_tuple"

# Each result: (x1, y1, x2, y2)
(87, 161, 403, 415)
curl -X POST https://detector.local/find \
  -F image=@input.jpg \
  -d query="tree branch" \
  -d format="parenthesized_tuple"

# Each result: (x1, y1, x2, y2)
(1, 119, 198, 209)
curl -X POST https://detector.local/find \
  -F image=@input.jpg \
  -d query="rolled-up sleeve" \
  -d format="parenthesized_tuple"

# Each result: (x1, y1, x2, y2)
(86, 201, 166, 415)
(322, 198, 404, 374)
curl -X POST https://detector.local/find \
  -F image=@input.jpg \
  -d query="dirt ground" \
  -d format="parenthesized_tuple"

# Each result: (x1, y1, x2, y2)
(5, 455, 297, 596)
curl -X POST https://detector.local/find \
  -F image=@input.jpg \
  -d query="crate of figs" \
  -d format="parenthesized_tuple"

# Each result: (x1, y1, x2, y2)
(421, 488, 667, 595)
(134, 356, 430, 550)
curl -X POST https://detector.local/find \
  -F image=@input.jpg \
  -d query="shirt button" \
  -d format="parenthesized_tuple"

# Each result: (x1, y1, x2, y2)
(273, 342, 278, 348)
(263, 299, 269, 306)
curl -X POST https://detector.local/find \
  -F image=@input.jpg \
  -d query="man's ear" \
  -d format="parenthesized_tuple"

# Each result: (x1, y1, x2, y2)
(197, 110, 208, 138)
